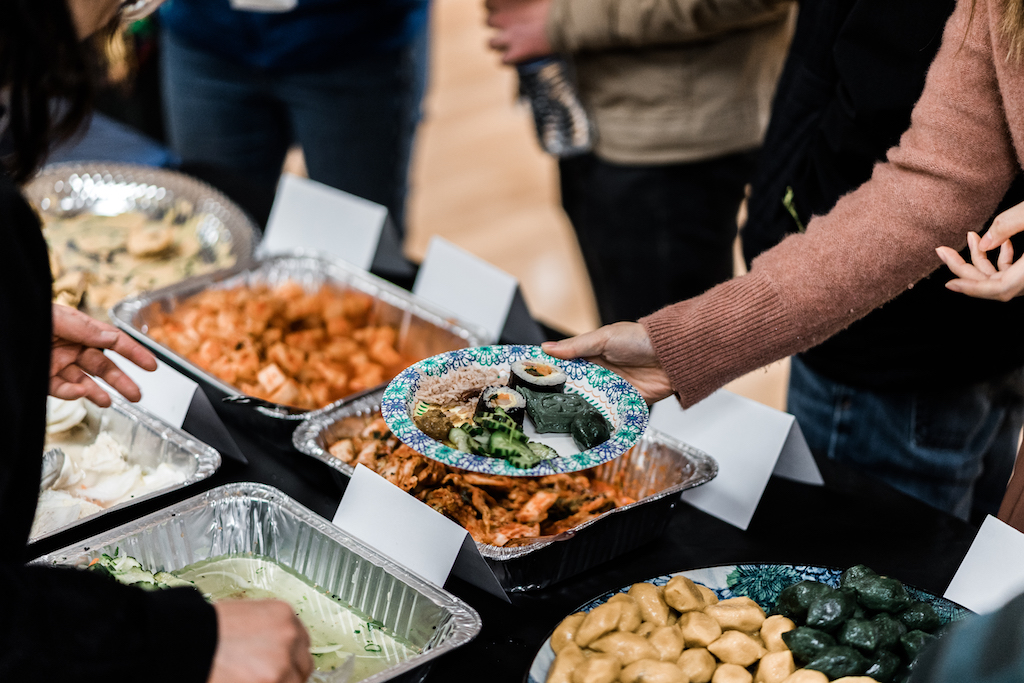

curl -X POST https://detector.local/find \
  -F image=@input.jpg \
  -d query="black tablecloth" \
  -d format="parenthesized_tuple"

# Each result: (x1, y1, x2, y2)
(25, 167, 981, 681)
(28, 404, 980, 683)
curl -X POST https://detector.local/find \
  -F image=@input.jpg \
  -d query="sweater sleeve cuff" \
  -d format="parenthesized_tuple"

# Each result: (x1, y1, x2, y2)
(141, 588, 218, 682)
(640, 273, 796, 408)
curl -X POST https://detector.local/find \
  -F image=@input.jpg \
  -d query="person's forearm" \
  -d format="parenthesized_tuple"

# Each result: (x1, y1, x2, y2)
(642, 0, 1017, 407)
(547, 0, 792, 53)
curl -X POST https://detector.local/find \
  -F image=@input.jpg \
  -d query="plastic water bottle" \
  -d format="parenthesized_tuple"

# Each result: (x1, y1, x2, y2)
(516, 57, 594, 158)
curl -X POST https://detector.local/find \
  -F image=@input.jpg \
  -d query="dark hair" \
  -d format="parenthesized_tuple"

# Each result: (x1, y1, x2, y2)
(0, 0, 97, 183)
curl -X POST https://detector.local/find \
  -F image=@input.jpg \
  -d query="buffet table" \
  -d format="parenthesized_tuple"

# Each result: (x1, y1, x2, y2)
(24, 166, 982, 682)
(28, 397, 980, 683)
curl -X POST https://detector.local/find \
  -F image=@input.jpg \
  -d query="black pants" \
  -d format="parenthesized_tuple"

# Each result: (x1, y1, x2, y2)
(559, 150, 759, 325)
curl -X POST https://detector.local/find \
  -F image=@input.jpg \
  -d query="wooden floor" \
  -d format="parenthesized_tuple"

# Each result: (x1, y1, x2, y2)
(304, 0, 791, 411)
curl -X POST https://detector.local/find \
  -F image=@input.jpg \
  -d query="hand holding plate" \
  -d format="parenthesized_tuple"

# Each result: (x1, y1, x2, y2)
(542, 322, 674, 405)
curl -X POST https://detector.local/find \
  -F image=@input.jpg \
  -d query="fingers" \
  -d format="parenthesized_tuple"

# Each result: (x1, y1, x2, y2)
(542, 328, 607, 360)
(50, 367, 112, 407)
(979, 200, 1024, 251)
(935, 245, 984, 281)
(76, 347, 144, 402)
(998, 240, 1015, 271)
(289, 614, 314, 682)
(52, 304, 120, 347)
(108, 332, 158, 372)
(967, 231, 998, 276)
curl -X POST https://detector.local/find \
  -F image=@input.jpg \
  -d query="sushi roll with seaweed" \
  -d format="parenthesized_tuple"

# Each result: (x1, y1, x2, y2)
(508, 359, 567, 394)
(475, 385, 528, 426)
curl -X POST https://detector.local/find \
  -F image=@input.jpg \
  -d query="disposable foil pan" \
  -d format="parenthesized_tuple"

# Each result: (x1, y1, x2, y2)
(293, 390, 718, 592)
(35, 483, 481, 683)
(109, 253, 487, 442)
(33, 396, 222, 543)
(24, 163, 259, 315)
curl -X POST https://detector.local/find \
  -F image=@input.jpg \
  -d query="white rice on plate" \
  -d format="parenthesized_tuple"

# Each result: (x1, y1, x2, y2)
(414, 366, 501, 411)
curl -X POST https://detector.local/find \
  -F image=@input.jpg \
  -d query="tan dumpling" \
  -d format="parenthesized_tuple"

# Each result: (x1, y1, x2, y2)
(664, 575, 707, 613)
(705, 597, 767, 632)
(635, 621, 658, 638)
(707, 630, 768, 667)
(649, 624, 685, 661)
(678, 610, 723, 648)
(620, 658, 688, 683)
(629, 582, 670, 626)
(571, 653, 622, 683)
(608, 593, 643, 632)
(589, 631, 659, 666)
(712, 663, 754, 683)
(677, 647, 716, 683)
(760, 615, 796, 652)
(552, 613, 586, 654)
(576, 602, 624, 647)
(698, 585, 720, 606)
(546, 641, 586, 683)
(780, 670, 829, 683)
(753, 650, 796, 683)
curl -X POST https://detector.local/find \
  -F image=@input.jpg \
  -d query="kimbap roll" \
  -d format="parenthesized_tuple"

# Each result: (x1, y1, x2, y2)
(508, 359, 567, 394)
(475, 385, 527, 426)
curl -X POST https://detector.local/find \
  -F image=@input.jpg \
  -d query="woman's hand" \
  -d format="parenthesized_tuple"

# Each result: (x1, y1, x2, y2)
(936, 202, 1024, 301)
(542, 322, 674, 404)
(209, 600, 314, 683)
(50, 304, 157, 406)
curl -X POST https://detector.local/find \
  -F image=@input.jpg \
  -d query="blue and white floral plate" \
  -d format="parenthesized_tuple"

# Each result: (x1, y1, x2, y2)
(526, 563, 971, 683)
(380, 345, 649, 476)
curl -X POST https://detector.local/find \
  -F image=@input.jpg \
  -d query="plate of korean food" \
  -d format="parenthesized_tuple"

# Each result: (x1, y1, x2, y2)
(380, 345, 649, 476)
(528, 563, 970, 683)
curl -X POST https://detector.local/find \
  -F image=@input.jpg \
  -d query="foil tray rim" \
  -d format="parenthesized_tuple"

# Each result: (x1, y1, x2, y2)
(293, 391, 718, 561)
(34, 482, 483, 681)
(107, 252, 489, 425)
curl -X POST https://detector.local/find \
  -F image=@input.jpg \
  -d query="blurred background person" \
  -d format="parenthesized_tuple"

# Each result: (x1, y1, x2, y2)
(486, 0, 795, 324)
(543, 0, 1024, 523)
(737, 0, 1024, 524)
(159, 0, 429, 234)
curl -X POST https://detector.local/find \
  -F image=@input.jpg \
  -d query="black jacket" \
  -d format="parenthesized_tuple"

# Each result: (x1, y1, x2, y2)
(0, 172, 217, 679)
(743, 0, 1024, 391)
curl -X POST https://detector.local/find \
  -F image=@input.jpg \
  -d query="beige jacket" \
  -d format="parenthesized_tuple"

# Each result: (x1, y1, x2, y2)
(546, 0, 796, 165)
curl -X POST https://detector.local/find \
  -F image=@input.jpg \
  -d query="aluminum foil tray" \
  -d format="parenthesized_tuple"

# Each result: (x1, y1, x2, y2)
(35, 483, 481, 683)
(24, 162, 259, 317)
(33, 395, 222, 543)
(293, 390, 718, 592)
(109, 253, 487, 443)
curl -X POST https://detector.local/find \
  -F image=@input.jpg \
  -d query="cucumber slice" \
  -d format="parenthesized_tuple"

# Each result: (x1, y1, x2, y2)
(449, 426, 475, 453)
(489, 431, 539, 467)
(527, 442, 559, 460)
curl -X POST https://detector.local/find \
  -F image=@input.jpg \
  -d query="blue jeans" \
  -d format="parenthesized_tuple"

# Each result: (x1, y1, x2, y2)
(788, 355, 1024, 521)
(160, 27, 428, 234)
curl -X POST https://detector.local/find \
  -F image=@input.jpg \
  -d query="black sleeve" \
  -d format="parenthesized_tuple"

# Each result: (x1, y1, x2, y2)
(0, 174, 218, 681)
(2, 565, 218, 681)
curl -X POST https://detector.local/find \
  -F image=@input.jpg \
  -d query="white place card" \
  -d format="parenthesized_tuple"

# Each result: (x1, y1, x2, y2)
(104, 351, 197, 429)
(413, 236, 518, 343)
(649, 389, 822, 530)
(945, 515, 1024, 613)
(259, 173, 388, 270)
(333, 465, 509, 600)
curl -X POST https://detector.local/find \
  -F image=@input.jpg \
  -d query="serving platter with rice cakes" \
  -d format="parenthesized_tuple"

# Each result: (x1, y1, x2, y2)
(380, 345, 649, 476)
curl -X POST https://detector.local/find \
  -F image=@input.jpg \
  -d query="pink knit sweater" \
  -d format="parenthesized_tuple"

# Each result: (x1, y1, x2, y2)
(640, 0, 1024, 408)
